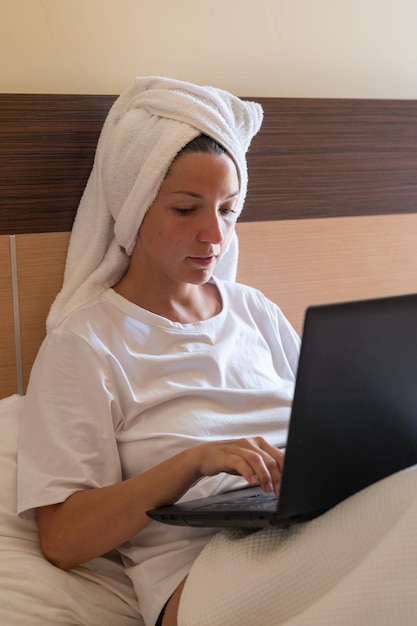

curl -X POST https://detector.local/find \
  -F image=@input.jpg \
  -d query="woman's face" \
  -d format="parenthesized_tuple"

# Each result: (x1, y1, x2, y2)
(132, 150, 240, 289)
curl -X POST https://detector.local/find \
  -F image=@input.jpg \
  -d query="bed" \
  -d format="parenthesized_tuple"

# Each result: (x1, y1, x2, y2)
(1, 93, 417, 625)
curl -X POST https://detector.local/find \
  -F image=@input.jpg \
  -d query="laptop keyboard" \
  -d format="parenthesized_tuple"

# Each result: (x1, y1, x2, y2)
(199, 491, 277, 511)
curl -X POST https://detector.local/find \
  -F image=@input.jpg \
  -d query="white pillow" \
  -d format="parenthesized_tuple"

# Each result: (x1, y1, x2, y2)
(0, 394, 144, 626)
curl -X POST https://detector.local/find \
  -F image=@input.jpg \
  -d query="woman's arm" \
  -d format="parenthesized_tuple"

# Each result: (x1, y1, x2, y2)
(37, 436, 283, 570)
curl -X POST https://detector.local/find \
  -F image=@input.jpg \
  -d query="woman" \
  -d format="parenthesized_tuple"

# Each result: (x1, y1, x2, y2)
(17, 77, 300, 626)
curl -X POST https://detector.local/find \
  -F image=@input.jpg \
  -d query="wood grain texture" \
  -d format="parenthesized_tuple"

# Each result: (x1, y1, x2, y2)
(0, 94, 116, 234)
(237, 213, 417, 333)
(243, 98, 417, 222)
(15, 232, 70, 391)
(0, 236, 16, 399)
(1, 95, 417, 235)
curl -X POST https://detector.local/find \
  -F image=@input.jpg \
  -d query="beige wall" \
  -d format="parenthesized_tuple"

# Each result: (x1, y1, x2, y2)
(1, 0, 417, 97)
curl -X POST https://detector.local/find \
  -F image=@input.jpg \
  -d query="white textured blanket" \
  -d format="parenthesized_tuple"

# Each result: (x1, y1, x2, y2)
(178, 465, 417, 625)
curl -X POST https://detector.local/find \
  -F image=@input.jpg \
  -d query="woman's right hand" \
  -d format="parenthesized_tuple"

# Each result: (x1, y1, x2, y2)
(189, 437, 284, 496)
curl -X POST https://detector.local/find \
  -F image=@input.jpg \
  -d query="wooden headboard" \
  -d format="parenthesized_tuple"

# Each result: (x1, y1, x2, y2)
(2, 94, 417, 398)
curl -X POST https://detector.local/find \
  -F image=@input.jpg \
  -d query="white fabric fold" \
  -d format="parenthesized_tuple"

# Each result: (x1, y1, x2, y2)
(47, 77, 263, 332)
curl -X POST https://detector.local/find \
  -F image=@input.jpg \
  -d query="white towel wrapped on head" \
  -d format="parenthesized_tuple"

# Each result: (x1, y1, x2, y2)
(47, 76, 263, 332)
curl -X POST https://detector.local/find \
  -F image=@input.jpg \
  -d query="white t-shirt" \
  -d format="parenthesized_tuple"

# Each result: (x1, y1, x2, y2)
(17, 278, 300, 626)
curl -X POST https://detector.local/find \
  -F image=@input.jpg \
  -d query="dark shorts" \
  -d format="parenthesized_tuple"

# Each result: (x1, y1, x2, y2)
(155, 597, 170, 626)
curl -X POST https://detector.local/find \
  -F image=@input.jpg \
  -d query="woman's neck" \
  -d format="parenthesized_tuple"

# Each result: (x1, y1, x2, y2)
(113, 278, 222, 324)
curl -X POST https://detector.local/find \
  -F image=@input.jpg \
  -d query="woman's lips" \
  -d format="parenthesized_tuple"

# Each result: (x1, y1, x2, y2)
(188, 255, 216, 267)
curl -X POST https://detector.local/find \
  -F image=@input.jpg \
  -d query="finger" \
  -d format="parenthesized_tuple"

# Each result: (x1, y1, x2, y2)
(252, 454, 279, 494)
(233, 447, 279, 495)
(248, 439, 285, 495)
(263, 450, 284, 496)
(213, 446, 272, 491)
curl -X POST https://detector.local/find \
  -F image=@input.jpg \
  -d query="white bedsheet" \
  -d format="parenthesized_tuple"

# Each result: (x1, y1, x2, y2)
(0, 394, 144, 626)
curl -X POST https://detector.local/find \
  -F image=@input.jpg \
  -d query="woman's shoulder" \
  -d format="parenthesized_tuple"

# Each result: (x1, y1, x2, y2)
(217, 278, 277, 309)
(216, 278, 297, 333)
(50, 289, 124, 339)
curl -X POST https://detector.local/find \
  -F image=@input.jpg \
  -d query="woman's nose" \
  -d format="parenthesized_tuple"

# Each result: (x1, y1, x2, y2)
(199, 212, 224, 243)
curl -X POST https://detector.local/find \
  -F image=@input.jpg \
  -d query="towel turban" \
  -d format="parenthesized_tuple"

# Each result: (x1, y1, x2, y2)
(47, 76, 263, 332)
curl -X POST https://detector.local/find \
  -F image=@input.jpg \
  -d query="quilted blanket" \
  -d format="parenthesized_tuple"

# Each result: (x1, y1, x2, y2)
(179, 464, 417, 625)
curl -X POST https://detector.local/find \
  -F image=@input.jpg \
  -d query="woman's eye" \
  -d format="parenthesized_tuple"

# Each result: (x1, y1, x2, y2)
(174, 208, 194, 215)
(220, 207, 237, 216)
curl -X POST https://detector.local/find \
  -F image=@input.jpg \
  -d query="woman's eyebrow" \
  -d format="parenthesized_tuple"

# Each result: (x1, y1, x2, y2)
(169, 190, 240, 200)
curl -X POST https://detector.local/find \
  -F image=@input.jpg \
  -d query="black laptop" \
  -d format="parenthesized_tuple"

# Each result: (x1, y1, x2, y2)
(147, 293, 417, 529)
